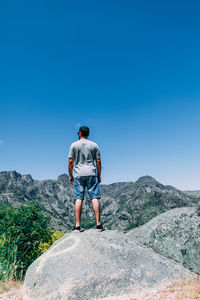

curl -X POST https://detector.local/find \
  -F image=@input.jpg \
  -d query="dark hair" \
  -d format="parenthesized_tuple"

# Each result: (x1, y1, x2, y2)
(79, 126, 89, 137)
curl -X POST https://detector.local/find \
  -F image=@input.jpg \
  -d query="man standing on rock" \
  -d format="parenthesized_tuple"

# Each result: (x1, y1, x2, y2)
(68, 126, 103, 232)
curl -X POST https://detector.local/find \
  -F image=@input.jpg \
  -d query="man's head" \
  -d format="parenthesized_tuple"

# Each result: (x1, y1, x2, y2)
(78, 126, 89, 139)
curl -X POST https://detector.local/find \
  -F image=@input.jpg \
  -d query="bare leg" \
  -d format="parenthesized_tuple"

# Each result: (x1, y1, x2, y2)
(75, 199, 83, 227)
(91, 198, 101, 225)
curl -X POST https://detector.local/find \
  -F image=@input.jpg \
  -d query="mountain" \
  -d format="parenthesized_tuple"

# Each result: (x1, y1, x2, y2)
(100, 175, 200, 231)
(183, 190, 200, 197)
(0, 171, 199, 232)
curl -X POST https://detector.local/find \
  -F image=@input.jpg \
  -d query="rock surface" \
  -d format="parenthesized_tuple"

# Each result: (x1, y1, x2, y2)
(126, 207, 200, 273)
(22, 229, 196, 300)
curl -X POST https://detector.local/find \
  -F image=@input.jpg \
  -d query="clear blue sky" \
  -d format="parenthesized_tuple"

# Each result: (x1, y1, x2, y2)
(0, 0, 200, 190)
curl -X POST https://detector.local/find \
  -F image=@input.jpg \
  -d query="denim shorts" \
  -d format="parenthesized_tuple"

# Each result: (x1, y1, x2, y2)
(74, 176, 101, 201)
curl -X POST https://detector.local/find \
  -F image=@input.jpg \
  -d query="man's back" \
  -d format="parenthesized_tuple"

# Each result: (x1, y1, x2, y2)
(68, 138, 101, 177)
(68, 126, 103, 231)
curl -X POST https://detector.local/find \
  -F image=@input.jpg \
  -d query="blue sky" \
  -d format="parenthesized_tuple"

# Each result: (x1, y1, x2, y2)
(0, 0, 200, 190)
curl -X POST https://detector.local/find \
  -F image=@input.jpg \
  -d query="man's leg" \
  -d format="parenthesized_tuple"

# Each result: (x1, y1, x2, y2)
(75, 199, 83, 227)
(74, 176, 85, 227)
(87, 176, 101, 226)
(91, 198, 101, 226)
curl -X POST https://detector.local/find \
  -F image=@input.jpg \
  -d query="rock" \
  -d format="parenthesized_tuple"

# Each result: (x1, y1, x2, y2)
(126, 207, 200, 273)
(22, 229, 196, 300)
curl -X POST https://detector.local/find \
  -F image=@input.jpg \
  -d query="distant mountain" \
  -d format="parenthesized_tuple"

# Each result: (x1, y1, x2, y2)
(101, 175, 200, 231)
(0, 171, 199, 232)
(183, 190, 200, 197)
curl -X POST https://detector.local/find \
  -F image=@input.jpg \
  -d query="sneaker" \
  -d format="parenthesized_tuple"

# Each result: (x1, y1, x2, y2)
(73, 225, 81, 232)
(96, 223, 104, 231)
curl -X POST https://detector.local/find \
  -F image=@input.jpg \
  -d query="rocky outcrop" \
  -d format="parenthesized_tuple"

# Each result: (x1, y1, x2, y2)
(0, 171, 199, 232)
(126, 207, 200, 273)
(21, 229, 196, 300)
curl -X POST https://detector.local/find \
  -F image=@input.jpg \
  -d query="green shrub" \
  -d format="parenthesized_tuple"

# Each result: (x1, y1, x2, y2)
(38, 228, 64, 253)
(0, 201, 52, 281)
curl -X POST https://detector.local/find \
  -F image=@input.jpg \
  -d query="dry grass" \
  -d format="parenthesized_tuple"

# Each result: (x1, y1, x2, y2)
(0, 279, 23, 300)
(130, 275, 200, 300)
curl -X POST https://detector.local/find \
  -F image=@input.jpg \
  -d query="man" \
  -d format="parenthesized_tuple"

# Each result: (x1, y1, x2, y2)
(68, 125, 103, 232)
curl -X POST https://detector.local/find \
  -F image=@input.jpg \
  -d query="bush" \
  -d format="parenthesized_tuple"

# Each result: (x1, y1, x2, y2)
(0, 201, 52, 281)
(38, 228, 64, 253)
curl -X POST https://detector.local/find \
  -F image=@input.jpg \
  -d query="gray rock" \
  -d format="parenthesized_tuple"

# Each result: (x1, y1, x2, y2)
(22, 229, 196, 300)
(126, 207, 200, 273)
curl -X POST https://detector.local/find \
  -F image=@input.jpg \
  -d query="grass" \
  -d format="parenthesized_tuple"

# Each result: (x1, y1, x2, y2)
(130, 275, 200, 300)
(0, 278, 22, 294)
(160, 276, 200, 300)
(0, 228, 64, 299)
(0, 278, 23, 300)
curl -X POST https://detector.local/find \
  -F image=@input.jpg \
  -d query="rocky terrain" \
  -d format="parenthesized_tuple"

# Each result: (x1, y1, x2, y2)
(0, 171, 199, 232)
(126, 206, 200, 274)
(21, 229, 197, 300)
(1, 171, 200, 299)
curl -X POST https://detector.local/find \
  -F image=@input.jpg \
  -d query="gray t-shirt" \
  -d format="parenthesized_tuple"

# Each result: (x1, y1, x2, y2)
(68, 138, 101, 177)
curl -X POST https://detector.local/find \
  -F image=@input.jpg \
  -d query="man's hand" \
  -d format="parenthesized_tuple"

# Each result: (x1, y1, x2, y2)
(96, 158, 101, 183)
(68, 158, 74, 184)
(69, 176, 74, 185)
(97, 175, 101, 183)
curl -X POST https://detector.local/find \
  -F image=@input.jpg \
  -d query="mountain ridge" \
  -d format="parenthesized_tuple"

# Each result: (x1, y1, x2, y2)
(0, 170, 199, 232)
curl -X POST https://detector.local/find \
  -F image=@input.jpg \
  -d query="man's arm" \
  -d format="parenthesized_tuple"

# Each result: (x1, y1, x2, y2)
(96, 158, 101, 183)
(68, 158, 74, 184)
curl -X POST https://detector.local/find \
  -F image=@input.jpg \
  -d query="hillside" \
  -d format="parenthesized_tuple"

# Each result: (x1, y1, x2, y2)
(0, 171, 199, 232)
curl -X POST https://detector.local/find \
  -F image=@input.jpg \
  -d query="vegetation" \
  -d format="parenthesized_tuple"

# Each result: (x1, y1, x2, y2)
(80, 217, 97, 229)
(0, 201, 61, 282)
(39, 228, 64, 253)
(130, 275, 200, 299)
(196, 200, 200, 216)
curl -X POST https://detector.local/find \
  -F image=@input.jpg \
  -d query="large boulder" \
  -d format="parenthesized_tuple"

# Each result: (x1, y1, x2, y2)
(126, 207, 200, 273)
(22, 229, 196, 300)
